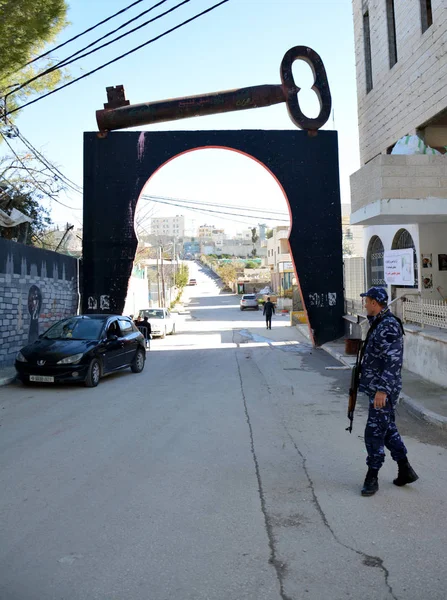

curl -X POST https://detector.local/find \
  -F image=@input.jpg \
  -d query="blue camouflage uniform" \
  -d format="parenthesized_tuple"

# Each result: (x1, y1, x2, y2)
(359, 287, 407, 471)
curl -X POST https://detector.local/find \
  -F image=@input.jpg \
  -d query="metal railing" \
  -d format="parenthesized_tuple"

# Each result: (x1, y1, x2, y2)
(402, 297, 447, 330)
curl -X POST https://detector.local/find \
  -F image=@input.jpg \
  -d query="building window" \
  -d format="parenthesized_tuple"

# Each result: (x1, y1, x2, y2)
(367, 236, 385, 287)
(363, 11, 373, 93)
(392, 228, 418, 288)
(420, 0, 433, 32)
(386, 0, 398, 68)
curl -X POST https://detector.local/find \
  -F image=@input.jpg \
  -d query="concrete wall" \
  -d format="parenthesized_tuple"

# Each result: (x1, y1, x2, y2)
(123, 275, 149, 316)
(351, 155, 447, 214)
(344, 256, 366, 300)
(0, 239, 79, 367)
(353, 0, 447, 164)
(404, 326, 447, 388)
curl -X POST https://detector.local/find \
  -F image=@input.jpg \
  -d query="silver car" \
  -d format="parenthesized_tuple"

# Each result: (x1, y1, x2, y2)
(240, 294, 259, 311)
(138, 308, 176, 338)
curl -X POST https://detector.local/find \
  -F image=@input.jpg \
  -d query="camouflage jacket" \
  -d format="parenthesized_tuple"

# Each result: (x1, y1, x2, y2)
(359, 308, 404, 397)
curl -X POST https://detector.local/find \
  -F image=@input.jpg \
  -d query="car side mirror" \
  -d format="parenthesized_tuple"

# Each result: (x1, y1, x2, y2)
(107, 334, 118, 342)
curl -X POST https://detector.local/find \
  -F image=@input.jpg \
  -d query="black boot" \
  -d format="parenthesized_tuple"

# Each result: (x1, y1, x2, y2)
(393, 458, 419, 487)
(361, 468, 379, 496)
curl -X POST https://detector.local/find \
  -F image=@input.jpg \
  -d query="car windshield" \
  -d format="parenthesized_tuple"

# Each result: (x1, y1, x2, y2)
(42, 317, 104, 340)
(139, 309, 164, 319)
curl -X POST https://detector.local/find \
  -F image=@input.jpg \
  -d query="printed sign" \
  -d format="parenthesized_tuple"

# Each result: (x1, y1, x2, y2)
(384, 249, 414, 285)
(279, 261, 294, 272)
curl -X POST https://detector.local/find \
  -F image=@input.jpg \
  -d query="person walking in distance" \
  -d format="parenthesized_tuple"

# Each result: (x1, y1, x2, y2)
(263, 297, 275, 330)
(358, 287, 418, 497)
(142, 316, 152, 349)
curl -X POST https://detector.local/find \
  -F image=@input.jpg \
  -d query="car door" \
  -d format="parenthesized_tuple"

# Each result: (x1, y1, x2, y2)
(118, 318, 138, 364)
(166, 310, 174, 334)
(103, 318, 125, 371)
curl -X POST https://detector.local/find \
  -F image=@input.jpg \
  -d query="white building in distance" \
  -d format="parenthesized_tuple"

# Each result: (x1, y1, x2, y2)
(151, 215, 185, 238)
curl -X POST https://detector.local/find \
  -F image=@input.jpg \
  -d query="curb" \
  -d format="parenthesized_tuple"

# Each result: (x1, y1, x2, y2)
(399, 392, 447, 430)
(320, 344, 354, 368)
(0, 371, 16, 387)
(295, 325, 447, 430)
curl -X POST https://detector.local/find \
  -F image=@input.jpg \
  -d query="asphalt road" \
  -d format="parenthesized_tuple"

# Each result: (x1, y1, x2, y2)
(1, 261, 446, 600)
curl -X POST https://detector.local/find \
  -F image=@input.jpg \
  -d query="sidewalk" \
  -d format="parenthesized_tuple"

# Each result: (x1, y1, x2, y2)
(296, 324, 447, 430)
(0, 366, 16, 387)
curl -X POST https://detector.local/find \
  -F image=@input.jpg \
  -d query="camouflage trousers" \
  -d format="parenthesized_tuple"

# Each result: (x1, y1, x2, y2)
(365, 393, 407, 470)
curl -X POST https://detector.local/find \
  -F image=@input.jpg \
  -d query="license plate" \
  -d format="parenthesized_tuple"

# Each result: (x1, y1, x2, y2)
(30, 375, 55, 383)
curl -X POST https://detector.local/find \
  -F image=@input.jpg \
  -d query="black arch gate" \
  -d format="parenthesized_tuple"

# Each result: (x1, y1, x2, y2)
(82, 129, 344, 346)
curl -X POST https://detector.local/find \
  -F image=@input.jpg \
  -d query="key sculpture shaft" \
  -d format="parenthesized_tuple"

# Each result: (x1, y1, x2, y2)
(96, 46, 332, 133)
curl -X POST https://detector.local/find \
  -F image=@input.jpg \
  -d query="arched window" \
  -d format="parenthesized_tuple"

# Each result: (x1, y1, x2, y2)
(392, 228, 418, 288)
(367, 235, 385, 287)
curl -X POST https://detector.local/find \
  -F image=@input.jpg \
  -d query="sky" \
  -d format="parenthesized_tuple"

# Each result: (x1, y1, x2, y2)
(6, 0, 360, 237)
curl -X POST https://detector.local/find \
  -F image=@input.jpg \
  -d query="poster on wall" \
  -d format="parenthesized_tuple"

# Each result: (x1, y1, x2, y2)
(422, 254, 432, 268)
(423, 274, 433, 289)
(384, 249, 415, 285)
(438, 254, 447, 271)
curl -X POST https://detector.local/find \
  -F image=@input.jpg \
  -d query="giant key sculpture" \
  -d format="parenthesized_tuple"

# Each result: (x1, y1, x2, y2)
(83, 46, 344, 346)
(96, 46, 332, 133)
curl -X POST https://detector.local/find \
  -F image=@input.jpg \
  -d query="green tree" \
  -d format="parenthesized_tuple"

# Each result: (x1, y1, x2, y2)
(217, 263, 237, 287)
(266, 229, 273, 239)
(245, 261, 257, 269)
(0, 0, 69, 119)
(174, 264, 190, 288)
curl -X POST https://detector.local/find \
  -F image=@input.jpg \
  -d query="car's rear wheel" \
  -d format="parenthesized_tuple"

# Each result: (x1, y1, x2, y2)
(85, 358, 101, 387)
(131, 348, 145, 373)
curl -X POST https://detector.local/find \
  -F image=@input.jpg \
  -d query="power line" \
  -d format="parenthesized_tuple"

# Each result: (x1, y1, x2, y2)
(7, 0, 150, 76)
(6, 0, 185, 101)
(15, 130, 83, 194)
(141, 193, 289, 216)
(145, 195, 289, 222)
(0, 133, 81, 210)
(4, 0, 231, 118)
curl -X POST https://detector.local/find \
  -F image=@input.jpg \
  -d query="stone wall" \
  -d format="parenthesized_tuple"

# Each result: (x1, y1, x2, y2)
(352, 0, 447, 164)
(0, 239, 79, 367)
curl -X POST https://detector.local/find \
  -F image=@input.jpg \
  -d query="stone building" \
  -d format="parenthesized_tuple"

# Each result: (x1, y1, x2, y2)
(350, 0, 447, 301)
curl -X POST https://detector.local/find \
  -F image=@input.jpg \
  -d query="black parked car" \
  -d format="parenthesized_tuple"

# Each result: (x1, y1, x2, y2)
(15, 315, 146, 388)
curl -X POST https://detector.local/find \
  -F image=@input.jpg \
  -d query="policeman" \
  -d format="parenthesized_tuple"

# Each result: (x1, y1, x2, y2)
(358, 287, 418, 496)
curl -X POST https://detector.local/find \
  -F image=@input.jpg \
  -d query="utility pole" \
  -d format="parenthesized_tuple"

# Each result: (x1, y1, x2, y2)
(160, 246, 166, 307)
(156, 246, 161, 307)
(173, 237, 177, 284)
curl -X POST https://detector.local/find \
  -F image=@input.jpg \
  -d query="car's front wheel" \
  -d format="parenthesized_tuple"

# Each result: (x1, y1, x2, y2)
(85, 358, 101, 387)
(131, 348, 145, 373)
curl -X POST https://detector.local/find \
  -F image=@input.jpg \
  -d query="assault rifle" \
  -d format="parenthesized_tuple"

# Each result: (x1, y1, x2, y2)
(346, 341, 363, 433)
(346, 311, 386, 433)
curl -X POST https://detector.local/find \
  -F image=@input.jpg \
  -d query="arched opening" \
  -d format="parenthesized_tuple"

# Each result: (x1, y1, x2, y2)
(391, 228, 418, 288)
(134, 146, 293, 310)
(82, 129, 345, 345)
(367, 235, 385, 287)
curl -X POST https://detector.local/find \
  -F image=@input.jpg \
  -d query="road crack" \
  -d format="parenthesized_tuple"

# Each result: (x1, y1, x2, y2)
(282, 421, 397, 599)
(235, 351, 292, 600)
(259, 367, 399, 600)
